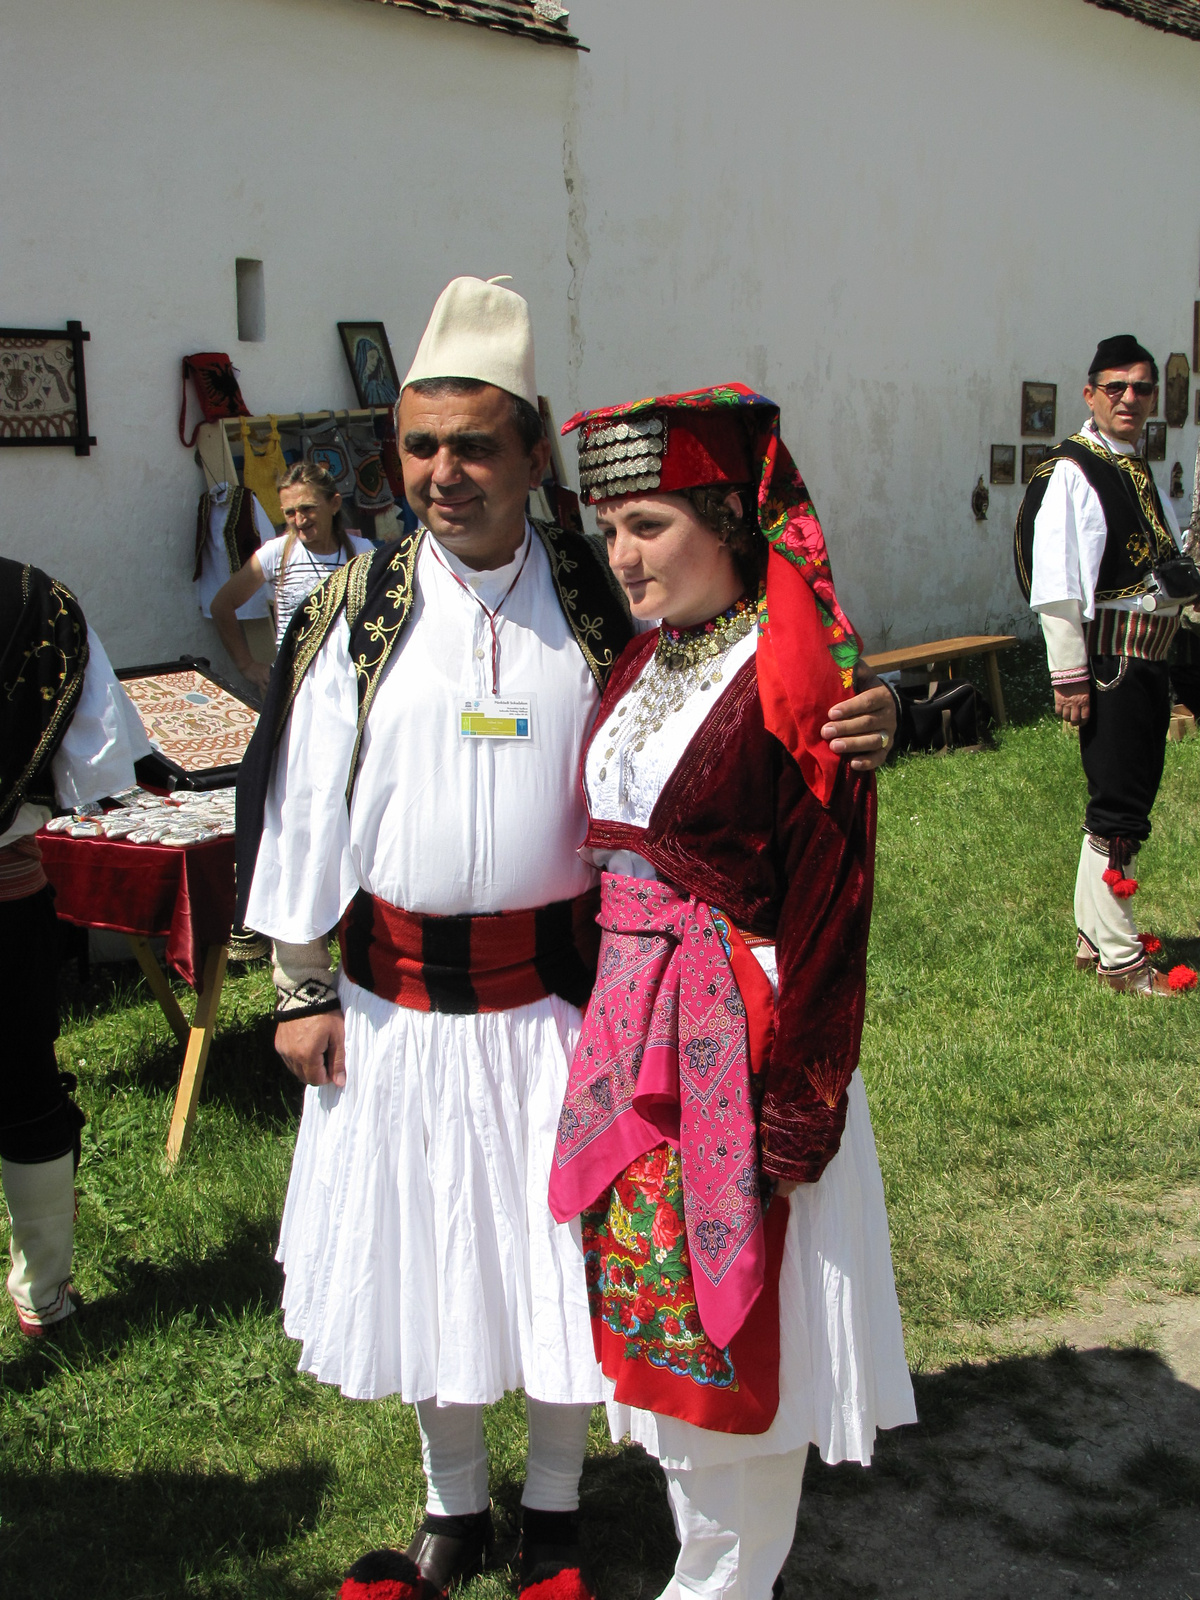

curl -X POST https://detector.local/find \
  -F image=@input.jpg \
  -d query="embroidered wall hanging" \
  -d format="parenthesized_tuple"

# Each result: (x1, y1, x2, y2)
(0, 323, 95, 455)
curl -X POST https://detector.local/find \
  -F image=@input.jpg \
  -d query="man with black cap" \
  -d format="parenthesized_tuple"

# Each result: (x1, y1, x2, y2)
(1015, 335, 1198, 995)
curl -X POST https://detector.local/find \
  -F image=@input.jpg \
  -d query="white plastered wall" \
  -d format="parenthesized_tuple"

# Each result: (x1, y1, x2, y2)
(0, 0, 574, 670)
(564, 0, 1200, 648)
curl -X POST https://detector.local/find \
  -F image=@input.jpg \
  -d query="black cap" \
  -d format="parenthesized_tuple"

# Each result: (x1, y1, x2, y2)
(1088, 335, 1158, 381)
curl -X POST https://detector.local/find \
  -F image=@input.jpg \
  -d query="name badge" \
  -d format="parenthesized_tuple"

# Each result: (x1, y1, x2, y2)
(460, 696, 533, 741)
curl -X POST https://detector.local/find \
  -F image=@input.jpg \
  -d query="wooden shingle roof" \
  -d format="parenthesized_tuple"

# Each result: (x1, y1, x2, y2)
(361, 0, 580, 49)
(1083, 0, 1200, 40)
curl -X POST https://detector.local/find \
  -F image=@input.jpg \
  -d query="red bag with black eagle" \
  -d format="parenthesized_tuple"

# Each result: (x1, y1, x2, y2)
(178, 353, 251, 447)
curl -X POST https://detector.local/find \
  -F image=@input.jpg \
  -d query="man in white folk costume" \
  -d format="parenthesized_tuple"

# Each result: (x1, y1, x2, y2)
(234, 278, 899, 1600)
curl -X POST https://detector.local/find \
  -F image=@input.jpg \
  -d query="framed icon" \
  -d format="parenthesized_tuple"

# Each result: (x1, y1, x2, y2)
(1144, 420, 1167, 461)
(1021, 382, 1057, 437)
(1021, 443, 1051, 484)
(338, 321, 401, 409)
(990, 444, 1016, 485)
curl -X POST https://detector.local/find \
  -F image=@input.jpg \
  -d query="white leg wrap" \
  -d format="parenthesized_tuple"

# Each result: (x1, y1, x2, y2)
(522, 1398, 592, 1511)
(658, 1448, 808, 1600)
(1082, 836, 1144, 972)
(415, 1399, 490, 1515)
(3, 1152, 76, 1329)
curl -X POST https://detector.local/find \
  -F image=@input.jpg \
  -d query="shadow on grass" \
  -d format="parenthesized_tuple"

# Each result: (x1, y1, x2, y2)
(785, 1343, 1200, 1599)
(0, 1218, 284, 1393)
(0, 1460, 335, 1599)
(526, 1343, 1200, 1600)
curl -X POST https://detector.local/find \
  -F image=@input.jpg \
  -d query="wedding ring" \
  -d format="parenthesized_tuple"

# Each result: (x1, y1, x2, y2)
(879, 730, 889, 749)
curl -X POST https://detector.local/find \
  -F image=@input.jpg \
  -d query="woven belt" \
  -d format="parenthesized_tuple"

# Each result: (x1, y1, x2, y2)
(336, 886, 601, 1014)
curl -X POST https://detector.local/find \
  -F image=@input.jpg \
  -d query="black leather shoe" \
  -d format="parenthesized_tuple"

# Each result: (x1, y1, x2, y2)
(405, 1510, 494, 1592)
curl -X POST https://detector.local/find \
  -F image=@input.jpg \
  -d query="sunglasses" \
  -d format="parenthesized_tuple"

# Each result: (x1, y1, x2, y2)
(1092, 380, 1156, 401)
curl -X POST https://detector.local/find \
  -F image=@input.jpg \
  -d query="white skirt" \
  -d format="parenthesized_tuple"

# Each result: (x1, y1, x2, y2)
(276, 972, 606, 1407)
(607, 1071, 916, 1470)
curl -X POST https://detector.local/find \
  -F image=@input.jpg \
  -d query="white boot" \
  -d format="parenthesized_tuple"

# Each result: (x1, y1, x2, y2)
(3, 1152, 77, 1334)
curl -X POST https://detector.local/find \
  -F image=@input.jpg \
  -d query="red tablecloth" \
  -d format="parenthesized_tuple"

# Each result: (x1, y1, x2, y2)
(38, 832, 235, 989)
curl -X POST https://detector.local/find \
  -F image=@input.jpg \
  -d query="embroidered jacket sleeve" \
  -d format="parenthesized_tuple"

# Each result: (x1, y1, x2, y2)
(761, 754, 875, 1185)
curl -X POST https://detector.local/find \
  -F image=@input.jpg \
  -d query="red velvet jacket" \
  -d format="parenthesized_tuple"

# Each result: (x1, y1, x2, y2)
(582, 631, 876, 1186)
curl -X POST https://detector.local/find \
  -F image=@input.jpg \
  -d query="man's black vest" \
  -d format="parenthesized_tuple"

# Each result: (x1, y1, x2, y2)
(1014, 430, 1176, 604)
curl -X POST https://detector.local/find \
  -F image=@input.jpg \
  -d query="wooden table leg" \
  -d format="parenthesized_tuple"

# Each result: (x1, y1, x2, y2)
(166, 943, 229, 1164)
(127, 935, 189, 1044)
(984, 651, 1008, 725)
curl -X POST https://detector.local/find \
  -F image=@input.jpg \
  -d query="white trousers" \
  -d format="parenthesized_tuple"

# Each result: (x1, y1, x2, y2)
(1074, 835, 1142, 970)
(659, 1448, 808, 1600)
(415, 1397, 593, 1515)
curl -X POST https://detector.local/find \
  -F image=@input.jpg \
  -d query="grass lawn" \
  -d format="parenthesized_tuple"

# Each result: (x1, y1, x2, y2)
(2, 644, 1197, 1597)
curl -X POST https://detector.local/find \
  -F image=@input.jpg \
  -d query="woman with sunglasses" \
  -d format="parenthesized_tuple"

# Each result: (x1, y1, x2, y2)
(548, 386, 915, 1600)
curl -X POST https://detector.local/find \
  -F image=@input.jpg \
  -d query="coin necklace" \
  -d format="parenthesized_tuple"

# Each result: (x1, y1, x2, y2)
(595, 595, 757, 792)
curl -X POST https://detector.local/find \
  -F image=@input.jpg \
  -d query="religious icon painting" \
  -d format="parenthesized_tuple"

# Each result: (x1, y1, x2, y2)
(338, 322, 401, 409)
(1164, 353, 1189, 428)
(1021, 443, 1051, 484)
(1021, 382, 1057, 437)
(990, 445, 1016, 485)
(0, 322, 95, 455)
(1144, 420, 1167, 461)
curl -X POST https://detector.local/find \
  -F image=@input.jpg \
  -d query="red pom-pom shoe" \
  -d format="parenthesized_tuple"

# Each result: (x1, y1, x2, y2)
(340, 1551, 445, 1600)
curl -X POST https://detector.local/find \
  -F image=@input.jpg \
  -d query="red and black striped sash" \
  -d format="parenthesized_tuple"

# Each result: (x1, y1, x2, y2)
(336, 887, 601, 1014)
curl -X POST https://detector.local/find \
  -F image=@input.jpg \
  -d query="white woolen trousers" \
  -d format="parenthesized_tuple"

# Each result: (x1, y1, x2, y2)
(415, 1398, 593, 1515)
(3, 1153, 76, 1327)
(659, 1448, 808, 1600)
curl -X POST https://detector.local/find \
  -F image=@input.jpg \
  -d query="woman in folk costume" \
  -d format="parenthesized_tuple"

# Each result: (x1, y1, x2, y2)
(548, 387, 916, 1600)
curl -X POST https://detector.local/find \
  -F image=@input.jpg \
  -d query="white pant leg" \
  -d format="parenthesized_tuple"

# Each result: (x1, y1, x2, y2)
(1073, 835, 1098, 952)
(3, 1153, 76, 1328)
(659, 1447, 808, 1600)
(415, 1399, 490, 1515)
(523, 1398, 592, 1511)
(1081, 836, 1143, 971)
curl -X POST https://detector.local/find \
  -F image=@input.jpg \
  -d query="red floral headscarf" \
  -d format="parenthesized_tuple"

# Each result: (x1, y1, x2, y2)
(562, 384, 861, 806)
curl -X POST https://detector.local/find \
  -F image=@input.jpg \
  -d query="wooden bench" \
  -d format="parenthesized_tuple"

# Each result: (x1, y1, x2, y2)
(863, 634, 1018, 726)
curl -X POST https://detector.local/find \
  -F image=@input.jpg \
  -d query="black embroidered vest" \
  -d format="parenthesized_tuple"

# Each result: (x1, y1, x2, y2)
(1014, 431, 1176, 604)
(235, 521, 633, 921)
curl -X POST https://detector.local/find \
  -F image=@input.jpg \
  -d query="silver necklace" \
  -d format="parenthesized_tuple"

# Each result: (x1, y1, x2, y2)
(596, 605, 755, 795)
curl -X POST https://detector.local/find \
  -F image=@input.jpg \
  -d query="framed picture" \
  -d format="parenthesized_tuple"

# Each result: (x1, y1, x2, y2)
(1021, 443, 1051, 484)
(338, 322, 401, 409)
(1164, 352, 1189, 428)
(1021, 381, 1057, 437)
(1144, 420, 1167, 461)
(990, 444, 1016, 485)
(116, 658, 259, 790)
(0, 322, 95, 455)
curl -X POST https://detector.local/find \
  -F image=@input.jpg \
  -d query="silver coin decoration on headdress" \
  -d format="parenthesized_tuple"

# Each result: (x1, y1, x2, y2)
(575, 414, 667, 503)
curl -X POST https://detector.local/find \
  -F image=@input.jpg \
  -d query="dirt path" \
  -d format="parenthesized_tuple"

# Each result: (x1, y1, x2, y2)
(781, 1213, 1200, 1599)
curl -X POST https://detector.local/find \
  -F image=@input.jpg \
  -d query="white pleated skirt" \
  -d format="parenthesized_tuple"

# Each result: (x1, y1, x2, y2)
(276, 972, 606, 1407)
(607, 1070, 917, 1470)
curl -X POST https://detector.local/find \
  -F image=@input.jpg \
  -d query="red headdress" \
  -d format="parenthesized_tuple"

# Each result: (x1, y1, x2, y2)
(561, 384, 861, 806)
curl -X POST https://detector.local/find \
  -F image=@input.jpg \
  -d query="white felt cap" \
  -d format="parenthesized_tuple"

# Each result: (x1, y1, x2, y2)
(402, 276, 537, 408)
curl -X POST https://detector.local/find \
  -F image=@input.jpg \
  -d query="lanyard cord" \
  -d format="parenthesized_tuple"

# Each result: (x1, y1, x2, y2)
(429, 535, 532, 694)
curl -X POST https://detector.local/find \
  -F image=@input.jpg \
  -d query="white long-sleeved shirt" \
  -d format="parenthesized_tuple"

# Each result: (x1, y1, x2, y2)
(245, 525, 602, 944)
(0, 627, 152, 849)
